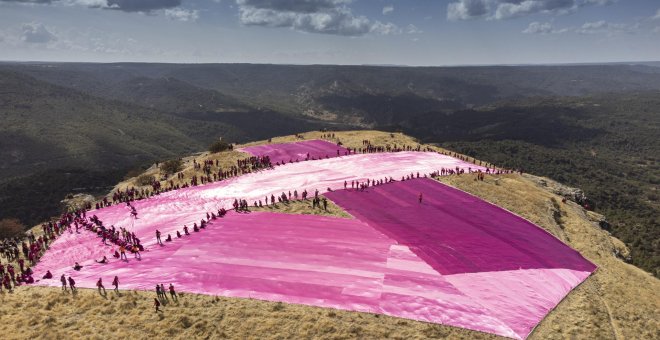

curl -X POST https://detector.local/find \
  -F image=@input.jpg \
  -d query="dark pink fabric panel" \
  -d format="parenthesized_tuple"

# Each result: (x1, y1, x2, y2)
(325, 178, 596, 275)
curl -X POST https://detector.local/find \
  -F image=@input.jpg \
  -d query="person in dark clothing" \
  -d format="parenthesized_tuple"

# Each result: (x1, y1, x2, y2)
(169, 283, 177, 300)
(61, 274, 67, 291)
(97, 278, 106, 295)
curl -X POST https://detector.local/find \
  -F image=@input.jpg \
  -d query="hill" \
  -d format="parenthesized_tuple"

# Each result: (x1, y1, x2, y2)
(0, 131, 657, 340)
(0, 62, 658, 276)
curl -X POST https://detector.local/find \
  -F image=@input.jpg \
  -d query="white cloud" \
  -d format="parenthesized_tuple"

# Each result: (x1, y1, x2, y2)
(522, 21, 572, 34)
(522, 18, 647, 36)
(576, 20, 638, 34)
(406, 24, 422, 34)
(64, 0, 106, 7)
(447, 0, 613, 21)
(447, 0, 489, 20)
(164, 8, 199, 22)
(523, 21, 555, 34)
(382, 5, 393, 15)
(21, 22, 57, 43)
(653, 8, 660, 20)
(371, 21, 400, 35)
(237, 0, 399, 36)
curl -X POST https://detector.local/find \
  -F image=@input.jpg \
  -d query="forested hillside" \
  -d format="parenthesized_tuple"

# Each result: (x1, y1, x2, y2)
(0, 69, 335, 226)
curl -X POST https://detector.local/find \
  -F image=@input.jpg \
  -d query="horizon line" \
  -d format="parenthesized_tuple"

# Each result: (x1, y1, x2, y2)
(1, 59, 659, 68)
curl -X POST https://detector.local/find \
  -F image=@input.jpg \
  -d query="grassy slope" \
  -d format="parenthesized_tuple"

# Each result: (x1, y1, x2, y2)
(437, 174, 659, 339)
(2, 131, 658, 339)
(251, 199, 353, 219)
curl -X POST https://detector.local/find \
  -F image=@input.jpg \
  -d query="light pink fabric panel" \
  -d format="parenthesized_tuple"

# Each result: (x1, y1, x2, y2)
(239, 139, 348, 164)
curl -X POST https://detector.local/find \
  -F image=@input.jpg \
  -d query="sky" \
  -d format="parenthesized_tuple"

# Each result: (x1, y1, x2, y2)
(0, 0, 658, 66)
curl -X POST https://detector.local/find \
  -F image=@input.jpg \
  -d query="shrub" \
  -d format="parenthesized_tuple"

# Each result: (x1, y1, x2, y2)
(135, 174, 155, 186)
(209, 140, 232, 153)
(0, 218, 25, 239)
(160, 159, 182, 175)
(178, 316, 193, 329)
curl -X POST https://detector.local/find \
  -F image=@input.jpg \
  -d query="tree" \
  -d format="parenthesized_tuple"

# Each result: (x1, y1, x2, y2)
(136, 174, 156, 186)
(160, 159, 182, 176)
(0, 218, 25, 239)
(209, 140, 232, 153)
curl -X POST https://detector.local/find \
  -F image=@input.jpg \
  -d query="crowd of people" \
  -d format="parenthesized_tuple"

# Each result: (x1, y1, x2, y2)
(81, 212, 145, 261)
(3, 203, 192, 304)
(0, 212, 80, 292)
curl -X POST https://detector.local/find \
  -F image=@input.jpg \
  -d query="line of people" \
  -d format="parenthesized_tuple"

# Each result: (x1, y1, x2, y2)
(155, 208, 227, 245)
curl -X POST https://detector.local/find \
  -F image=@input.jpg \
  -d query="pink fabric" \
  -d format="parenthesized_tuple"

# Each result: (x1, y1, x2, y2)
(240, 139, 348, 165)
(325, 178, 595, 275)
(33, 212, 516, 338)
(28, 148, 591, 339)
(326, 178, 596, 339)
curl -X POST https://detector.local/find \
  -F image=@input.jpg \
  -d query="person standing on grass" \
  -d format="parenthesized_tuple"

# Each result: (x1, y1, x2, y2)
(169, 283, 177, 300)
(61, 274, 67, 291)
(112, 276, 119, 292)
(160, 284, 167, 299)
(3, 274, 11, 292)
(96, 278, 106, 295)
(68, 276, 76, 291)
(154, 298, 161, 312)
